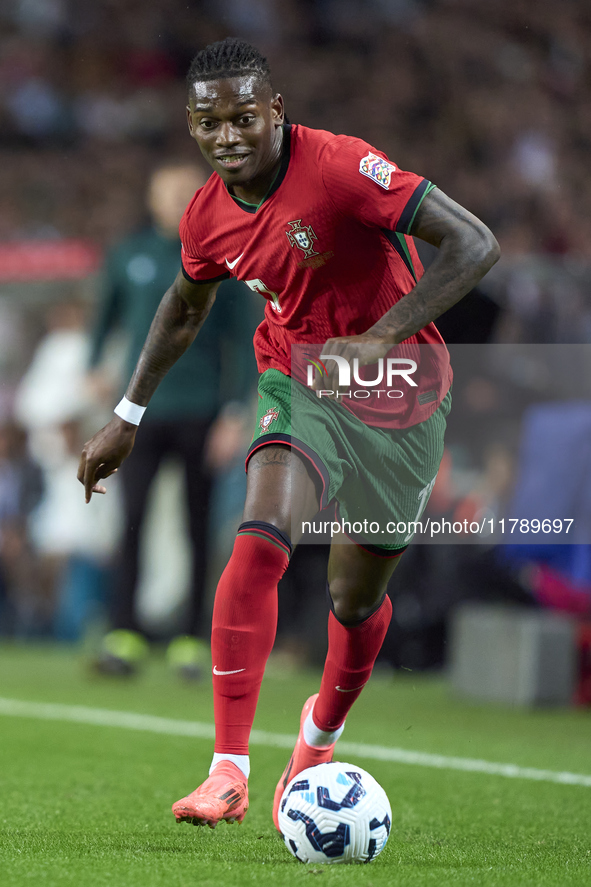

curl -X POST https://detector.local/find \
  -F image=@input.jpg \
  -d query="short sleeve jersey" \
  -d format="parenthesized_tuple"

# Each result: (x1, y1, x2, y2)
(180, 124, 452, 428)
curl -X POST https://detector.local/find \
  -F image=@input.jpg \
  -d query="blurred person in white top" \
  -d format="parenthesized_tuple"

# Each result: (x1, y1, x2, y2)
(14, 298, 122, 639)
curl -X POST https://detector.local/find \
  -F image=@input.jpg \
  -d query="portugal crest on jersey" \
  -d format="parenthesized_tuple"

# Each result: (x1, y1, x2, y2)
(359, 151, 397, 190)
(259, 407, 280, 432)
(286, 220, 318, 258)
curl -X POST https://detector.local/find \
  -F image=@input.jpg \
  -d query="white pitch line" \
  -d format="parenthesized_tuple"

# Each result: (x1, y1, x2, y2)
(0, 696, 589, 788)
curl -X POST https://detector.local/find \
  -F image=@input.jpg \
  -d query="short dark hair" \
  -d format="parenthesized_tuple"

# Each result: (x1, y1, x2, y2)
(186, 38, 272, 96)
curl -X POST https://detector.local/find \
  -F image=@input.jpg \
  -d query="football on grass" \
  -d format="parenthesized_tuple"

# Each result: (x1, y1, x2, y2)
(277, 761, 391, 864)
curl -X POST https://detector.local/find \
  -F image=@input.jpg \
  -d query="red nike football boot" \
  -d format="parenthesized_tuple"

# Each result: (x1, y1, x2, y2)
(172, 761, 248, 828)
(272, 693, 338, 831)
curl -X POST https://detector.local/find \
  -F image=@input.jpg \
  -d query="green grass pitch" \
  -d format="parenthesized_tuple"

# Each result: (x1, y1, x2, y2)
(0, 643, 590, 886)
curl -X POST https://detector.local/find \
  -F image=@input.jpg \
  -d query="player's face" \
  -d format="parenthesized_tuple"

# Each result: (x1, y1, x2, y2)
(186, 75, 284, 193)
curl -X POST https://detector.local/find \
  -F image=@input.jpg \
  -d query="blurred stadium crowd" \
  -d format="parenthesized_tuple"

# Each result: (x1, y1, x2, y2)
(2, 0, 591, 255)
(0, 0, 590, 662)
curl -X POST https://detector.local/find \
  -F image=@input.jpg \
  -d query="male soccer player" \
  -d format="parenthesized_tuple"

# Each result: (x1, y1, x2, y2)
(78, 38, 499, 829)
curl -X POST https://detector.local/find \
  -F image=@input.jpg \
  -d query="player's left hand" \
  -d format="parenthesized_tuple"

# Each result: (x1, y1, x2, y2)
(311, 334, 392, 400)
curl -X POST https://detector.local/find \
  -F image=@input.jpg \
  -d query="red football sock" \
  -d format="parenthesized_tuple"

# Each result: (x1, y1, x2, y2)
(312, 595, 393, 732)
(211, 522, 291, 755)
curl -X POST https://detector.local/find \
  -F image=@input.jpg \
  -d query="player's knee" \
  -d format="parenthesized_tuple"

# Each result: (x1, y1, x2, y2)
(328, 579, 381, 625)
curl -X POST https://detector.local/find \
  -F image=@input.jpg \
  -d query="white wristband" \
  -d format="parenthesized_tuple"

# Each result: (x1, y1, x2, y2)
(114, 396, 146, 425)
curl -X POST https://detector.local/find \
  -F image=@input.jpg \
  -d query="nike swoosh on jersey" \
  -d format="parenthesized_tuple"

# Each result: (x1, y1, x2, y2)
(225, 253, 244, 270)
(213, 666, 246, 676)
(335, 684, 366, 692)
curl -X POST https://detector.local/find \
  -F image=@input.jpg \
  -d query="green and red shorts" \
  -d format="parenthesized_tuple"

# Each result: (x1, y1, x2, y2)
(246, 368, 451, 554)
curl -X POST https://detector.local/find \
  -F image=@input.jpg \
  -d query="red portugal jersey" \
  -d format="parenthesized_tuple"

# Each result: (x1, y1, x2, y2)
(180, 124, 452, 428)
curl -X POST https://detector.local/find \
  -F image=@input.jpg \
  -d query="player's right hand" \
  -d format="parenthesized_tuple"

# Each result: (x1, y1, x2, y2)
(77, 416, 137, 503)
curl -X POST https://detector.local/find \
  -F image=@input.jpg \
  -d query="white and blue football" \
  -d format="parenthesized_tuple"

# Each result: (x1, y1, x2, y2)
(277, 761, 391, 864)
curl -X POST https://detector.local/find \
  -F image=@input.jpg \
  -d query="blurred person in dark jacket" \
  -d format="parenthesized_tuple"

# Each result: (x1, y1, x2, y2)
(87, 162, 258, 677)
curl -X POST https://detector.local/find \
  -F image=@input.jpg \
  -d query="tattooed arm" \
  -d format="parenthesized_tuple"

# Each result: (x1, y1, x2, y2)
(124, 271, 219, 405)
(78, 271, 221, 501)
(368, 187, 500, 344)
(313, 188, 500, 394)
